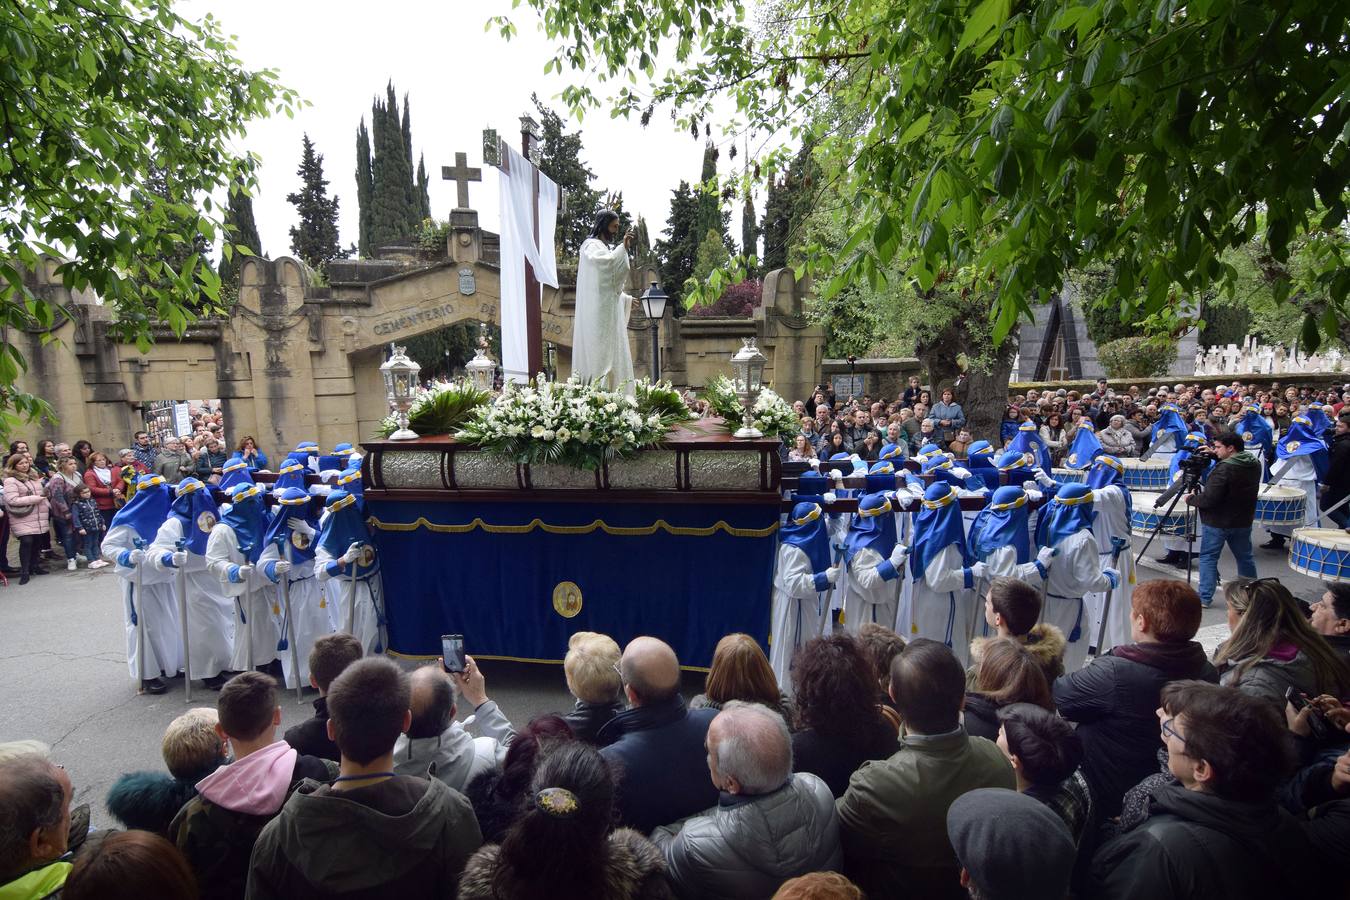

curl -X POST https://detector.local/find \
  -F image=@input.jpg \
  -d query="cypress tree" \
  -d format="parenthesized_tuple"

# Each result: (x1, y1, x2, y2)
(740, 189, 757, 262)
(369, 83, 419, 249)
(355, 118, 373, 256)
(760, 174, 789, 271)
(287, 133, 342, 269)
(219, 177, 262, 288)
(694, 140, 722, 245)
(654, 181, 700, 305)
(416, 154, 431, 220)
(760, 143, 817, 271)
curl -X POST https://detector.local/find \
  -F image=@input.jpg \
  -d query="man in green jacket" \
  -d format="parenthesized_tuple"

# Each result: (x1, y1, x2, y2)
(0, 756, 73, 900)
(836, 639, 1015, 899)
(1185, 431, 1262, 608)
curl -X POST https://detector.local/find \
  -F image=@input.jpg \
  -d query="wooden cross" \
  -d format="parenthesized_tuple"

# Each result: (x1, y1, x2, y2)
(441, 152, 482, 210)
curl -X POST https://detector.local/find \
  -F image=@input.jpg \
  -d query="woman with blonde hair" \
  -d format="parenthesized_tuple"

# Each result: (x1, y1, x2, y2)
(691, 633, 787, 715)
(563, 631, 624, 743)
(3, 452, 51, 584)
(1216, 577, 1350, 709)
(963, 638, 1055, 741)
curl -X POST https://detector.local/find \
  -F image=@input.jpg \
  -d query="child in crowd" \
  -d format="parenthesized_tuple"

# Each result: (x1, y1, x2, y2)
(72, 484, 108, 569)
(106, 708, 228, 837)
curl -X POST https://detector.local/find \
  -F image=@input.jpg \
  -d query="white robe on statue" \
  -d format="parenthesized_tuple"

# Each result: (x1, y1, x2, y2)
(572, 237, 634, 391)
(1041, 530, 1115, 672)
(205, 525, 281, 671)
(104, 525, 182, 682)
(149, 518, 235, 680)
(769, 544, 829, 694)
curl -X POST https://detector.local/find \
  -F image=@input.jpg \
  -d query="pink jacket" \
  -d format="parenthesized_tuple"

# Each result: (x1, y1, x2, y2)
(3, 475, 50, 536)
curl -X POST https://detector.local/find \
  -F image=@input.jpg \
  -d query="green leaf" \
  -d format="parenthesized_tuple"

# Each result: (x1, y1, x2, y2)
(955, 0, 1010, 56)
(898, 112, 931, 146)
(1301, 312, 1321, 353)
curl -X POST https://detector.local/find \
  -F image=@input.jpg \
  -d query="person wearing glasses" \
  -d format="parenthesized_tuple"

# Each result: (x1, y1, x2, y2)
(1184, 431, 1262, 608)
(1053, 580, 1217, 825)
(1087, 681, 1310, 899)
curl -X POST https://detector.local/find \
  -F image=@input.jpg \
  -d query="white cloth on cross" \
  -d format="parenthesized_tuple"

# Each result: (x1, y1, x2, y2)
(497, 144, 559, 383)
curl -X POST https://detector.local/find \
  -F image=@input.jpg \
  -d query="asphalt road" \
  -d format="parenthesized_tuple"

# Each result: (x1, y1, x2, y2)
(0, 530, 1328, 828)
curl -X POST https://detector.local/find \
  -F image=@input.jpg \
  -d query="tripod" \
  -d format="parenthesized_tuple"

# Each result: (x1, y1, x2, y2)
(1135, 469, 1204, 586)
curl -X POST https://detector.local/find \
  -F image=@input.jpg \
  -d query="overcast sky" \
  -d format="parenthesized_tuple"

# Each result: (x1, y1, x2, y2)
(182, 0, 737, 259)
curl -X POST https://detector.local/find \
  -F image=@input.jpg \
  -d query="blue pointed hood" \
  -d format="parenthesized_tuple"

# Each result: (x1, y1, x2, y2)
(879, 442, 906, 461)
(966, 441, 999, 491)
(922, 452, 970, 489)
(910, 482, 973, 579)
(1063, 421, 1103, 470)
(794, 471, 830, 504)
(1306, 403, 1333, 436)
(317, 490, 379, 578)
(109, 474, 171, 542)
(1236, 404, 1274, 454)
(844, 492, 899, 564)
(1278, 416, 1328, 459)
(780, 501, 832, 575)
(865, 460, 898, 494)
(996, 449, 1039, 487)
(1085, 455, 1133, 518)
(219, 483, 267, 563)
(969, 485, 1032, 564)
(1007, 422, 1051, 474)
(1035, 483, 1098, 548)
(218, 455, 254, 491)
(1150, 404, 1189, 452)
(263, 487, 318, 563)
(272, 460, 308, 493)
(170, 477, 218, 555)
(336, 464, 364, 504)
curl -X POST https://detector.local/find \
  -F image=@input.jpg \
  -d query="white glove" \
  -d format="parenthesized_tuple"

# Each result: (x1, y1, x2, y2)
(888, 544, 909, 567)
(171, 551, 188, 568)
(290, 518, 316, 537)
(272, 559, 292, 576)
(1036, 545, 1058, 568)
(970, 561, 988, 580)
(1022, 480, 1040, 493)
(808, 458, 820, 470)
(341, 542, 364, 564)
(127, 549, 146, 566)
(831, 469, 845, 483)
(822, 491, 838, 504)
(825, 565, 841, 585)
(1104, 567, 1121, 589)
(236, 564, 254, 581)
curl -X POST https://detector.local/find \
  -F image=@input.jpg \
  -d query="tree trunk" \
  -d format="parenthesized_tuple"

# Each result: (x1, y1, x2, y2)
(963, 338, 1017, 446)
(916, 320, 964, 396)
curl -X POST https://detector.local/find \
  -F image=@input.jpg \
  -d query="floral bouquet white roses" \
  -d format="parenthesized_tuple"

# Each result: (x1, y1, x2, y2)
(456, 376, 671, 469)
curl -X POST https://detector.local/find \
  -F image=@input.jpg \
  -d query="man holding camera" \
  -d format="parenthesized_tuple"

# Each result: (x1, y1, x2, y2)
(1185, 432, 1262, 608)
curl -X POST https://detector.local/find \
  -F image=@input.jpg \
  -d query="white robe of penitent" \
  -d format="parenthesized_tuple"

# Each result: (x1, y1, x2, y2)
(149, 517, 235, 680)
(769, 543, 829, 695)
(205, 524, 281, 671)
(104, 524, 182, 682)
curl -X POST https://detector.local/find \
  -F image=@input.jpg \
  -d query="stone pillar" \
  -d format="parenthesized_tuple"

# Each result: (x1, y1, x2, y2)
(757, 268, 826, 404)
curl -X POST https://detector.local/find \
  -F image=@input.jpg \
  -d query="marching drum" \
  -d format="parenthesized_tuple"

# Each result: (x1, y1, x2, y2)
(1052, 467, 1086, 484)
(1121, 458, 1170, 491)
(1288, 528, 1350, 582)
(1253, 484, 1307, 527)
(1129, 491, 1188, 537)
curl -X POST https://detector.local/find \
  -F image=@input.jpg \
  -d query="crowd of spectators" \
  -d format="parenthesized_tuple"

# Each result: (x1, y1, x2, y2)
(3, 571, 1348, 899)
(0, 404, 269, 585)
(789, 375, 1350, 465)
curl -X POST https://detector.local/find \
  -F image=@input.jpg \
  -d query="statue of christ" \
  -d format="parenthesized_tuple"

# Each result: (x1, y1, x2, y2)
(572, 210, 636, 392)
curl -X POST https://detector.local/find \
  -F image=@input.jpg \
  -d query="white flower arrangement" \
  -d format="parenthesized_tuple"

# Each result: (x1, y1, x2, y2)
(701, 375, 797, 438)
(456, 375, 675, 469)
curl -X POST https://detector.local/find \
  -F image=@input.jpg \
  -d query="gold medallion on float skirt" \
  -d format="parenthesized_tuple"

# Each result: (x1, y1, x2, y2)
(552, 581, 583, 618)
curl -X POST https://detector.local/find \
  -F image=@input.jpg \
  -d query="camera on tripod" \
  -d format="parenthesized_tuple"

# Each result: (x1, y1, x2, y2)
(1177, 447, 1215, 487)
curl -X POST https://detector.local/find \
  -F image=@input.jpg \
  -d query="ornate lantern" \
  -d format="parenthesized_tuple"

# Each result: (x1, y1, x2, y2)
(380, 343, 421, 440)
(639, 281, 669, 381)
(465, 322, 497, 393)
(729, 337, 768, 439)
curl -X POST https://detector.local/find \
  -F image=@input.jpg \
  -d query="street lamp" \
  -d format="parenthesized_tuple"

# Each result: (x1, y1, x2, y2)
(465, 323, 497, 393)
(847, 354, 858, 400)
(730, 337, 768, 439)
(639, 281, 669, 381)
(380, 343, 421, 440)
(545, 342, 557, 382)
